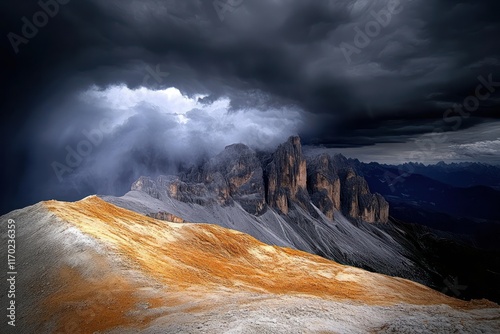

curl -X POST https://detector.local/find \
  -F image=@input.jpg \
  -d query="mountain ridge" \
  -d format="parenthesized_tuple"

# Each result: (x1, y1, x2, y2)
(134, 136, 389, 224)
(2, 196, 499, 333)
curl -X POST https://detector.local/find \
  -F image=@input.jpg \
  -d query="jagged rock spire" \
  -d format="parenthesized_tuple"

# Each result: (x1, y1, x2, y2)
(132, 135, 388, 223)
(265, 136, 308, 214)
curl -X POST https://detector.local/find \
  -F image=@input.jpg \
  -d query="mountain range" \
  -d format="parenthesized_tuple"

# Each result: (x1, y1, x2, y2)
(2, 136, 500, 332)
(101, 136, 500, 303)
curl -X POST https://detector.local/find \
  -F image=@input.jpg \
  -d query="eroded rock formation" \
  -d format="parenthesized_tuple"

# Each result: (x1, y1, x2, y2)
(307, 154, 341, 220)
(132, 136, 388, 223)
(265, 136, 308, 214)
(339, 168, 389, 223)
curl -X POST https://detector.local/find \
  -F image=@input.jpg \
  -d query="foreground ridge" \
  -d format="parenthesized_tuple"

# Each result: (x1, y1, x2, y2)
(1, 196, 498, 333)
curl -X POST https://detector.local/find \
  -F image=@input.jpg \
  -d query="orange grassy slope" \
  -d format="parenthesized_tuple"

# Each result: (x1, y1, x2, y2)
(43, 196, 481, 308)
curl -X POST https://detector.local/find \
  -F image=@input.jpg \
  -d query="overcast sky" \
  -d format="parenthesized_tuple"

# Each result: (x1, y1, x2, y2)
(1, 0, 500, 213)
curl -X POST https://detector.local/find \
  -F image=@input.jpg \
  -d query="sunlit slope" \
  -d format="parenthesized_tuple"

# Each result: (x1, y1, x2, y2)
(44, 196, 466, 306)
(2, 196, 498, 333)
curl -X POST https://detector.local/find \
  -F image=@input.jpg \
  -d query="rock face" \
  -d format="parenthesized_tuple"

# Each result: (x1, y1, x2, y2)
(132, 175, 215, 206)
(113, 138, 417, 285)
(306, 153, 389, 223)
(132, 136, 388, 223)
(339, 168, 389, 223)
(307, 154, 341, 220)
(202, 143, 266, 215)
(265, 136, 308, 214)
(133, 144, 267, 215)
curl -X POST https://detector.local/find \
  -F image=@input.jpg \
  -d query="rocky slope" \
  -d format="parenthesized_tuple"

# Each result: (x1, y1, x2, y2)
(104, 137, 432, 287)
(1, 196, 498, 333)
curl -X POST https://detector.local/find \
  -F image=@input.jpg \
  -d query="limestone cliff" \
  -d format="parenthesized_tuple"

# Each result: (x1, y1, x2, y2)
(133, 144, 266, 215)
(338, 168, 389, 223)
(202, 143, 266, 215)
(132, 136, 388, 223)
(307, 154, 341, 220)
(305, 153, 388, 223)
(265, 136, 308, 214)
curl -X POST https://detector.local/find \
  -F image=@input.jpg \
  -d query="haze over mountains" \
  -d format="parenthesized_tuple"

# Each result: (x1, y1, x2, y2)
(386, 162, 500, 189)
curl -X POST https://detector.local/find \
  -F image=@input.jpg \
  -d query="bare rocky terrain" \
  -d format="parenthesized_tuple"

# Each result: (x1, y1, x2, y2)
(1, 196, 499, 333)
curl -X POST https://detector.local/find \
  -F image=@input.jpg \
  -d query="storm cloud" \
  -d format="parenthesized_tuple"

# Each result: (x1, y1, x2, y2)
(1, 0, 500, 213)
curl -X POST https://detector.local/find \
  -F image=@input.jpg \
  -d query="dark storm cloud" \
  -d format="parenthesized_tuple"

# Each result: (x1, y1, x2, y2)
(3, 0, 500, 132)
(2, 0, 500, 213)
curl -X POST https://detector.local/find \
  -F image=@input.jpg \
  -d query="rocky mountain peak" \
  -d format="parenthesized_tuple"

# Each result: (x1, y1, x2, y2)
(132, 136, 388, 223)
(224, 143, 252, 152)
(203, 143, 266, 215)
(265, 135, 308, 214)
(338, 168, 389, 223)
(307, 154, 341, 220)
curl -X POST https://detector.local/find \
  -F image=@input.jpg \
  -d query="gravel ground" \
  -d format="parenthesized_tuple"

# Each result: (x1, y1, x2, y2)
(112, 295, 500, 334)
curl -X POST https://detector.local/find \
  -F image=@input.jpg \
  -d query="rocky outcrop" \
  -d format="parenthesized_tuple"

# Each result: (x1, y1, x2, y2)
(306, 153, 388, 223)
(146, 211, 187, 223)
(307, 154, 341, 220)
(132, 144, 266, 215)
(265, 136, 308, 214)
(339, 168, 389, 223)
(132, 175, 215, 206)
(132, 136, 388, 223)
(202, 143, 266, 215)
